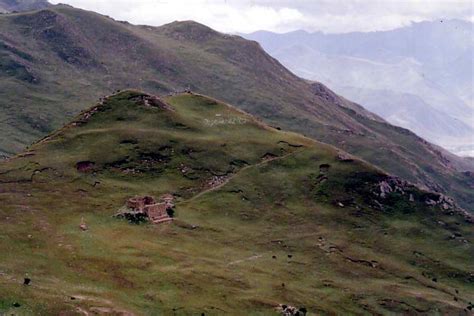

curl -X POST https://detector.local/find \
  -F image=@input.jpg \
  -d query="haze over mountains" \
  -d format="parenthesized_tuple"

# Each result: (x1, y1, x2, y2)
(244, 20, 474, 156)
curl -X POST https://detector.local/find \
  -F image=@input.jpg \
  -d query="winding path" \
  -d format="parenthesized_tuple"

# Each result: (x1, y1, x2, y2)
(180, 148, 304, 205)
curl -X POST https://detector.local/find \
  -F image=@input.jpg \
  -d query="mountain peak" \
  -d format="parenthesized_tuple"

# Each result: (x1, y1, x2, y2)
(157, 20, 223, 41)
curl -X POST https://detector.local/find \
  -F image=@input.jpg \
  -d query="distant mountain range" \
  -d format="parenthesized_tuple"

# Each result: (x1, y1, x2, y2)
(243, 20, 474, 156)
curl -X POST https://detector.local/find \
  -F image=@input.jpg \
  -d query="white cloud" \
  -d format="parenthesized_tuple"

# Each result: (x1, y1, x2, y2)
(49, 0, 473, 33)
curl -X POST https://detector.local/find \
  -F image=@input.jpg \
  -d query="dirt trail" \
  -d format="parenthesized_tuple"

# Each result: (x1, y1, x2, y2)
(228, 254, 263, 266)
(180, 148, 304, 204)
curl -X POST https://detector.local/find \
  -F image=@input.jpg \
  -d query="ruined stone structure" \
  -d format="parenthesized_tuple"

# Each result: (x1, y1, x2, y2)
(126, 196, 156, 211)
(161, 193, 174, 205)
(117, 195, 174, 224)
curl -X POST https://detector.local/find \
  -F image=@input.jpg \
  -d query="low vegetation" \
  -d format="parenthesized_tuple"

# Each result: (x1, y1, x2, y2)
(0, 91, 472, 314)
(0, 5, 472, 211)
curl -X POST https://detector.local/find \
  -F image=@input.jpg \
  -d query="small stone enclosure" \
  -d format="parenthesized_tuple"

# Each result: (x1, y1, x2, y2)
(115, 194, 175, 224)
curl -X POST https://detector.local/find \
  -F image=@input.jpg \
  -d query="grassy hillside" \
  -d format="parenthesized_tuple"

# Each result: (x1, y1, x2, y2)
(0, 5, 473, 212)
(0, 91, 472, 315)
(0, 0, 50, 12)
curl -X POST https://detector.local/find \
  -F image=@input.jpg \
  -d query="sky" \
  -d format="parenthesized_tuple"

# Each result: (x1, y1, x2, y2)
(49, 0, 474, 34)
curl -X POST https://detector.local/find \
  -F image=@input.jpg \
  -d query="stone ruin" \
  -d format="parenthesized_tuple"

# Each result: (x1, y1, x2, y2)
(115, 194, 174, 224)
(276, 304, 307, 316)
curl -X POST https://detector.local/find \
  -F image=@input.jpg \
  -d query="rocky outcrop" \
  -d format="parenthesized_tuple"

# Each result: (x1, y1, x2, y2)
(336, 152, 354, 162)
(72, 105, 101, 127)
(373, 176, 474, 223)
(128, 94, 174, 111)
(424, 194, 455, 210)
(377, 177, 411, 199)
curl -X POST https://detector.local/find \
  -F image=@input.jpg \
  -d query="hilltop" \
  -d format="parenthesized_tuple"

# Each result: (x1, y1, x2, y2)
(0, 5, 473, 212)
(0, 91, 472, 314)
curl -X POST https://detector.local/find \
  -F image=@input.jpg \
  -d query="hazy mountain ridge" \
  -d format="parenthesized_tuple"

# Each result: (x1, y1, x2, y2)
(0, 6, 473, 211)
(243, 20, 474, 156)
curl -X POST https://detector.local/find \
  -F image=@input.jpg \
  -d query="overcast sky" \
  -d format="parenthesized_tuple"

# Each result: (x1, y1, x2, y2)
(49, 0, 474, 33)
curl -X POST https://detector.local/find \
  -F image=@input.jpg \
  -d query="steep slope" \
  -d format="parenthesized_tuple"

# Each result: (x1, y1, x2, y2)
(243, 21, 474, 156)
(0, 6, 473, 212)
(0, 91, 472, 314)
(338, 87, 474, 147)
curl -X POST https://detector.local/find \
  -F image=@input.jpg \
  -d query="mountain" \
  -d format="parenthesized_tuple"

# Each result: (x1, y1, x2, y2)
(0, 5, 473, 212)
(0, 0, 50, 12)
(243, 20, 474, 157)
(0, 90, 472, 314)
(339, 87, 473, 149)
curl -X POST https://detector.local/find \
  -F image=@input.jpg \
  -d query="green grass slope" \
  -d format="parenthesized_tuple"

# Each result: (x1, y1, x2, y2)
(0, 91, 472, 315)
(0, 5, 473, 211)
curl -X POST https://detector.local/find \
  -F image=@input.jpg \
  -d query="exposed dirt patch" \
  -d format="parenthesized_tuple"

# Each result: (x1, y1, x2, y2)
(129, 94, 174, 111)
(261, 152, 278, 161)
